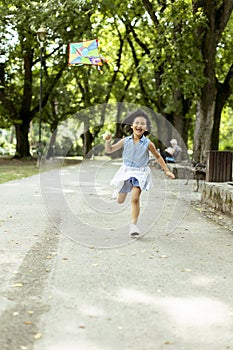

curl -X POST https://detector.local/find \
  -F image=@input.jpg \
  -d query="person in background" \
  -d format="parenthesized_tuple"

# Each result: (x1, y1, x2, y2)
(163, 139, 182, 163)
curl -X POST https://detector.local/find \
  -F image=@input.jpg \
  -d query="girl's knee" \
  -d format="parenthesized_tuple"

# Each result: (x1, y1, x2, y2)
(117, 193, 127, 204)
(131, 196, 140, 205)
(118, 197, 125, 204)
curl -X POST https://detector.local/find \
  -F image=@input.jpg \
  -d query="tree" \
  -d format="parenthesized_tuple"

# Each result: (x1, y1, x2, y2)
(98, 0, 207, 150)
(212, 15, 233, 150)
(0, 0, 95, 158)
(1, 0, 233, 160)
(193, 0, 233, 162)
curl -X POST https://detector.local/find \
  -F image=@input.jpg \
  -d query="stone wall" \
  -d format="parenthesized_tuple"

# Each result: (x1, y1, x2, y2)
(201, 182, 233, 216)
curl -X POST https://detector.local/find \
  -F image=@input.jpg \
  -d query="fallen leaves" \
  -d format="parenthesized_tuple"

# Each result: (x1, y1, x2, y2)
(34, 333, 42, 340)
(163, 340, 174, 345)
(46, 255, 53, 260)
(27, 310, 34, 315)
(79, 324, 86, 329)
(11, 282, 23, 288)
(46, 252, 57, 259)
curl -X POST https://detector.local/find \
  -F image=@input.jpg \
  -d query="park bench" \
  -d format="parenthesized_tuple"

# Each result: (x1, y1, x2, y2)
(149, 157, 205, 191)
(149, 150, 232, 192)
(168, 151, 232, 190)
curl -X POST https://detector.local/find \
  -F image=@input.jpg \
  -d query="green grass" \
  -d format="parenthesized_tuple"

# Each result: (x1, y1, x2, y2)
(0, 157, 39, 184)
(0, 156, 83, 184)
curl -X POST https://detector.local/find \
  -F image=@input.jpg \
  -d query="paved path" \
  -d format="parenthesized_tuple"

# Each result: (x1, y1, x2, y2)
(0, 159, 233, 350)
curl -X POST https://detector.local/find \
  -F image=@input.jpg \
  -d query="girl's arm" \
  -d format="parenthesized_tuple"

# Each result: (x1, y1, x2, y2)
(148, 141, 175, 179)
(104, 134, 124, 154)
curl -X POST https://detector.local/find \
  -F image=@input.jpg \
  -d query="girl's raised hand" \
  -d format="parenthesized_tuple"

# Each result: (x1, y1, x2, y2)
(103, 133, 112, 141)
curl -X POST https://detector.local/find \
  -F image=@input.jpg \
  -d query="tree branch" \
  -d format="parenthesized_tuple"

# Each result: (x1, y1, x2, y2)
(142, 0, 159, 26)
(127, 35, 151, 106)
(215, 1, 233, 40)
(30, 62, 67, 119)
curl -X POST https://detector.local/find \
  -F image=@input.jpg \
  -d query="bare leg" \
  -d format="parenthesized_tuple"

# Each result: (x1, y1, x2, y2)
(131, 186, 141, 224)
(117, 192, 127, 204)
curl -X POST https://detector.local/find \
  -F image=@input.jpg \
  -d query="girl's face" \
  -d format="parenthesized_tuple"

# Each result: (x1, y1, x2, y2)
(131, 117, 147, 137)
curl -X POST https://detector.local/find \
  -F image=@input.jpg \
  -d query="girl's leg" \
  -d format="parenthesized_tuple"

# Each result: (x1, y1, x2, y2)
(131, 186, 141, 224)
(117, 192, 127, 204)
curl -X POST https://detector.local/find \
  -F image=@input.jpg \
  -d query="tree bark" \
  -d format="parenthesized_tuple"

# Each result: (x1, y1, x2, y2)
(193, 0, 233, 162)
(12, 43, 67, 158)
(15, 121, 31, 158)
(47, 127, 58, 159)
(81, 117, 93, 159)
(14, 48, 34, 158)
(211, 63, 233, 150)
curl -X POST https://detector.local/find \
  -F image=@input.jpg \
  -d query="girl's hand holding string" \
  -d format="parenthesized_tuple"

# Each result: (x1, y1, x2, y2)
(103, 133, 112, 141)
(104, 133, 113, 153)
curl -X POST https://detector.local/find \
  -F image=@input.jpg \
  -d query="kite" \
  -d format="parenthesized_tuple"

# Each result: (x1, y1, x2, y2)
(68, 39, 107, 67)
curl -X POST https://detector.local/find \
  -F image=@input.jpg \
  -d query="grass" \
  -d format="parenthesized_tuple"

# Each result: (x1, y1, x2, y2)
(0, 156, 83, 184)
(0, 157, 39, 184)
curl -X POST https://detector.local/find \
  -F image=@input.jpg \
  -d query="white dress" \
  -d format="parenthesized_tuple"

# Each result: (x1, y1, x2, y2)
(110, 164, 152, 192)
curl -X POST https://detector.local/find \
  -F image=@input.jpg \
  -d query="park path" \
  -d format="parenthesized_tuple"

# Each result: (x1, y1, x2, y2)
(0, 159, 233, 350)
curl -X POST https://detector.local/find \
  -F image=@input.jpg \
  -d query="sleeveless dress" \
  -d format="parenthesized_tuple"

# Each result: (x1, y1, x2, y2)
(110, 135, 153, 193)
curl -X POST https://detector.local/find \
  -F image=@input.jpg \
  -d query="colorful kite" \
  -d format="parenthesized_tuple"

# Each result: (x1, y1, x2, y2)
(68, 39, 103, 66)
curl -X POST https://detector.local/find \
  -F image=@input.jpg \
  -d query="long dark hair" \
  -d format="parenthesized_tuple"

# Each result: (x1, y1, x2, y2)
(121, 109, 151, 136)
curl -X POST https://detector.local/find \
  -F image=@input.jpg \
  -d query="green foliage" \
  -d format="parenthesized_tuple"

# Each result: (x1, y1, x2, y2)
(219, 106, 233, 150)
(216, 12, 233, 83)
(0, 0, 233, 156)
(0, 129, 15, 155)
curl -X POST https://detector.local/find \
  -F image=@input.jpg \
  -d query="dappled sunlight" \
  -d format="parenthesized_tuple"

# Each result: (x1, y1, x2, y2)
(190, 275, 218, 288)
(114, 288, 157, 305)
(159, 296, 231, 327)
(41, 339, 109, 350)
(62, 188, 77, 194)
(114, 288, 233, 343)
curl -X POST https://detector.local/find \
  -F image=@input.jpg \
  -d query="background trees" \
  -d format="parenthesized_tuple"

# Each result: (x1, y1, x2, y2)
(0, 0, 232, 161)
(192, 0, 233, 162)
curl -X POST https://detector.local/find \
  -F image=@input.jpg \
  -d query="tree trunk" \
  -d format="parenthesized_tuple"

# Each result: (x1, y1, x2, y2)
(154, 112, 172, 151)
(211, 84, 224, 150)
(211, 64, 233, 150)
(193, 4, 217, 162)
(193, 0, 233, 162)
(47, 127, 57, 159)
(13, 47, 33, 158)
(193, 97, 216, 163)
(173, 91, 192, 146)
(81, 118, 93, 158)
(82, 130, 93, 159)
(15, 121, 31, 158)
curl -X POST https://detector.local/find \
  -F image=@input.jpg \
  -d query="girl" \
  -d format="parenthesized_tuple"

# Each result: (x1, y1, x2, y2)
(104, 109, 175, 238)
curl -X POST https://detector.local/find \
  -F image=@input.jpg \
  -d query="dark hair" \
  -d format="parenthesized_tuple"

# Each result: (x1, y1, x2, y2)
(121, 109, 151, 136)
